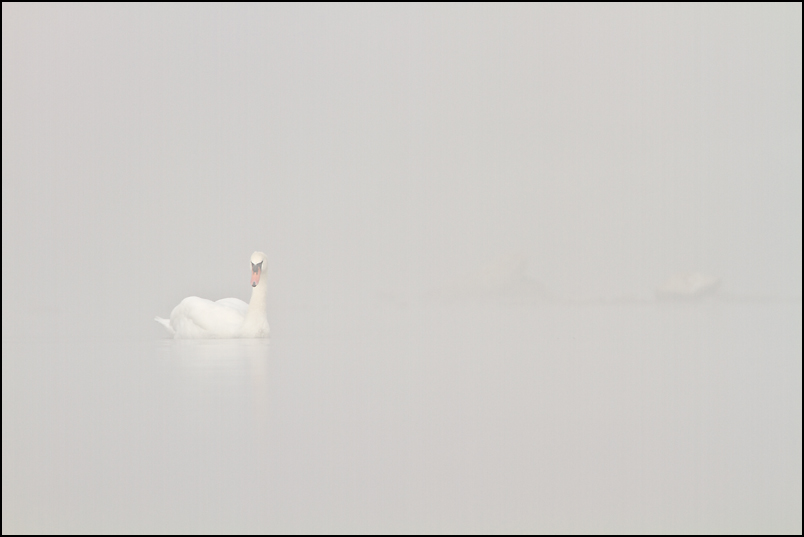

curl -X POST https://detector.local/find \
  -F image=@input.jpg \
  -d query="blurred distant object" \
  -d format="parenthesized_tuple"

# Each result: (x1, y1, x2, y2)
(656, 272, 722, 300)
(434, 254, 550, 305)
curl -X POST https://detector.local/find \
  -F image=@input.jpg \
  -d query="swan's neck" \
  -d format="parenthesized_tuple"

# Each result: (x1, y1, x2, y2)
(245, 282, 268, 319)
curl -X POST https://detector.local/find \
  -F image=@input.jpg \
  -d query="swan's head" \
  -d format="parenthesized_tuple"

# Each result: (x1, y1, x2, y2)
(250, 251, 268, 288)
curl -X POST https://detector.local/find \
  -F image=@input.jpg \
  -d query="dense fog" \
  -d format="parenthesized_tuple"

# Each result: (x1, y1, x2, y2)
(3, 4, 801, 533)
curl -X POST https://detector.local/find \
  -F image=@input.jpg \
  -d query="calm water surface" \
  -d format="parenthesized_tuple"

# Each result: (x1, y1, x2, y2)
(3, 302, 801, 532)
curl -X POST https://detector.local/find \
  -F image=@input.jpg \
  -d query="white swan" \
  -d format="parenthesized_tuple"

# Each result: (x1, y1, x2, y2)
(155, 252, 270, 338)
(656, 272, 721, 300)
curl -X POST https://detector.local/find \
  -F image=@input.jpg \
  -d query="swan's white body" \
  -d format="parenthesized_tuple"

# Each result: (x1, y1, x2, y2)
(656, 272, 721, 300)
(155, 252, 270, 339)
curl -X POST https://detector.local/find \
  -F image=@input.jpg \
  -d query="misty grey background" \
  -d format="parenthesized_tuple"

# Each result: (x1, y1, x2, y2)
(3, 3, 801, 533)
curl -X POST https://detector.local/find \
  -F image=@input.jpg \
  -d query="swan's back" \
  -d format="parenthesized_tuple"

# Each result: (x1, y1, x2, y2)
(214, 297, 249, 316)
(169, 296, 248, 338)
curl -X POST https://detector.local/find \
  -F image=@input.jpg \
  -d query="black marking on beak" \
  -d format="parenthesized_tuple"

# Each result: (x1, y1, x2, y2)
(251, 261, 263, 287)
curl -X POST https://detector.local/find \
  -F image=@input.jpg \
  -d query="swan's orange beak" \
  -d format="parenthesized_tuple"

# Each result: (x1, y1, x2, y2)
(251, 264, 261, 287)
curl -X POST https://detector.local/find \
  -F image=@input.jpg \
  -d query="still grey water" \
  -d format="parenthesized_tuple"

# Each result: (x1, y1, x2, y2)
(3, 301, 801, 533)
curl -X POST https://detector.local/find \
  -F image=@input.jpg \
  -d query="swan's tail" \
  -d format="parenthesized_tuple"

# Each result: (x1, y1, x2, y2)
(154, 316, 175, 336)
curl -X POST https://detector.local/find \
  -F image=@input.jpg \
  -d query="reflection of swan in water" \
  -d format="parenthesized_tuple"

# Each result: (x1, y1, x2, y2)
(656, 272, 722, 300)
(435, 254, 549, 304)
(155, 252, 270, 339)
(156, 338, 271, 425)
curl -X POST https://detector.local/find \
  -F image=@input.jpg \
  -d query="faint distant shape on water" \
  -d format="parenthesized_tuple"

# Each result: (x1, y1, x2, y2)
(432, 253, 551, 305)
(655, 272, 722, 301)
(155, 251, 271, 339)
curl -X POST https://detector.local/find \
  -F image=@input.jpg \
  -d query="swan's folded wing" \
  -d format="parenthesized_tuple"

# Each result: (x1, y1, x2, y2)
(215, 297, 249, 316)
(171, 296, 245, 338)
